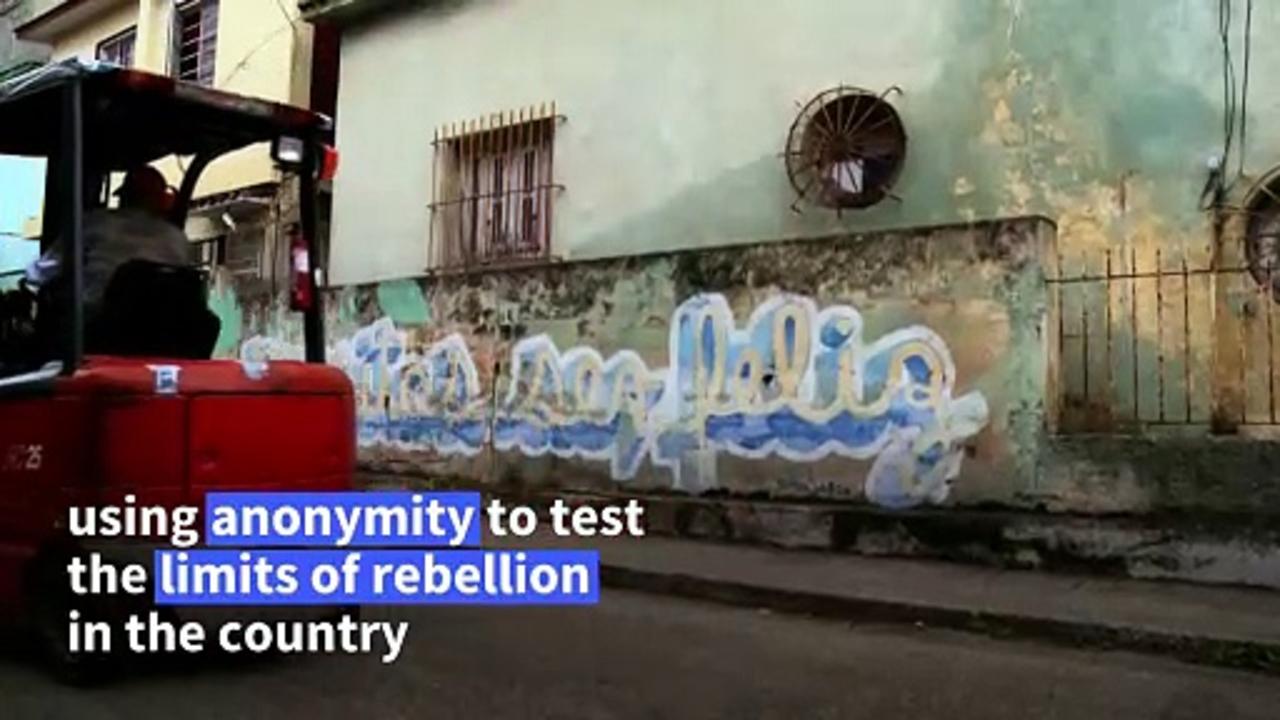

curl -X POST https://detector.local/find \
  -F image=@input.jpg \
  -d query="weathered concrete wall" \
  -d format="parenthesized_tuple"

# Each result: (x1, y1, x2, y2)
(325, 0, 1280, 282)
(220, 213, 1280, 587)
(0, 3, 44, 281)
(227, 217, 1055, 511)
(320, 0, 1280, 431)
(26, 0, 311, 200)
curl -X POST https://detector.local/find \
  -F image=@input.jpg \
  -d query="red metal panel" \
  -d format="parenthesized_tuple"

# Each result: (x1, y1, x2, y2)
(64, 357, 354, 396)
(95, 395, 188, 506)
(0, 359, 354, 609)
(0, 396, 90, 607)
(188, 394, 354, 493)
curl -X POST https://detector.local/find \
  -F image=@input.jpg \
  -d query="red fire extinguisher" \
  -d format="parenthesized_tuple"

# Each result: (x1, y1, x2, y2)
(288, 222, 313, 311)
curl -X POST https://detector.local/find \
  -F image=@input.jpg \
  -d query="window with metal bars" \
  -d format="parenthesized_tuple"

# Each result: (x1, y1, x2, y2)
(96, 27, 137, 68)
(173, 0, 218, 87)
(194, 236, 227, 272)
(194, 230, 264, 278)
(430, 104, 560, 269)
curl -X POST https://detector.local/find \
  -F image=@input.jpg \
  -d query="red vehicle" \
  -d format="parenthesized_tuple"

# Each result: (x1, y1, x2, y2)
(0, 60, 354, 679)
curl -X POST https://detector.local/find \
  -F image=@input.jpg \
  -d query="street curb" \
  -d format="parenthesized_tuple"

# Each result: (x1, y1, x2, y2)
(598, 564, 1280, 677)
(359, 472, 1280, 675)
(360, 470, 1280, 592)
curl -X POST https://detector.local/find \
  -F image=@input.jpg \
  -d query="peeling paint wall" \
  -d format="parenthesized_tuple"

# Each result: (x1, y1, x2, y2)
(329, 1, 1278, 272)
(220, 0, 1280, 521)
(323, 0, 1280, 430)
(231, 218, 1054, 511)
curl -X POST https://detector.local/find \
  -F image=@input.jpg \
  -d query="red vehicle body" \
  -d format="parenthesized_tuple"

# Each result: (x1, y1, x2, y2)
(0, 60, 354, 677)
(0, 358, 355, 605)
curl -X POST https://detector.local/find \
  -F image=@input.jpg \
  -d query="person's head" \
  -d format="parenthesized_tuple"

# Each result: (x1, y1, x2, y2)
(115, 166, 172, 216)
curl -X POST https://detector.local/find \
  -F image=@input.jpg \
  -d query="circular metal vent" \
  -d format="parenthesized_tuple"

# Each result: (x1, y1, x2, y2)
(1244, 171, 1280, 300)
(785, 86, 907, 213)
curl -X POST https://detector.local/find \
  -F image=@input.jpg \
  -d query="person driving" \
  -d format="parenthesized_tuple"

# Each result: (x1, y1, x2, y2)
(24, 165, 193, 316)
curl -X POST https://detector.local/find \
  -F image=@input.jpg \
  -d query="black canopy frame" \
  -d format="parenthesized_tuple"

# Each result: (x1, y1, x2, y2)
(0, 59, 332, 372)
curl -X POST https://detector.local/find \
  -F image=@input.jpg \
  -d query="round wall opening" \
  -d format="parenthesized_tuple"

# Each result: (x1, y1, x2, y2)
(785, 87, 907, 212)
(1244, 170, 1280, 300)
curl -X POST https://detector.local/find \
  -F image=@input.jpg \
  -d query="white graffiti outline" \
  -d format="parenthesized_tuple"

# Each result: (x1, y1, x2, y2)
(239, 292, 990, 508)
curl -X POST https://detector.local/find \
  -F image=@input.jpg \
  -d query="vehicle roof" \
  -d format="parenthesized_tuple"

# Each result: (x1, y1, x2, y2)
(0, 59, 332, 169)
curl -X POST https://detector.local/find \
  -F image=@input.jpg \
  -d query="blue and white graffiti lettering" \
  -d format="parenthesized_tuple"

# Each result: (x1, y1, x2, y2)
(493, 294, 988, 506)
(239, 293, 989, 508)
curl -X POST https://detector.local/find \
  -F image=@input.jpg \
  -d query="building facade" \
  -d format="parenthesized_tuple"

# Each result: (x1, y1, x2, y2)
(303, 0, 1280, 284)
(10, 0, 327, 310)
(177, 0, 1280, 585)
(0, 0, 46, 283)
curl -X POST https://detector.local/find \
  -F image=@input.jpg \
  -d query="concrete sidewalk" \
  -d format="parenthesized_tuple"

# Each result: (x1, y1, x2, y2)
(494, 531, 1280, 675)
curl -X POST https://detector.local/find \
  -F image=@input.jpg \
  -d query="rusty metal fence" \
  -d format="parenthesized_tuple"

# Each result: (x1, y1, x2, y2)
(1048, 242, 1280, 434)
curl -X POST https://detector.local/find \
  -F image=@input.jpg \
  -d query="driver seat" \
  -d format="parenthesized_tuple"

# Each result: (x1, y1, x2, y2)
(87, 260, 222, 360)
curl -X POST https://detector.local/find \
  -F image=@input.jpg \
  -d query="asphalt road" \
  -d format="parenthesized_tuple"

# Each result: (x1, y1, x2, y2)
(2, 590, 1278, 720)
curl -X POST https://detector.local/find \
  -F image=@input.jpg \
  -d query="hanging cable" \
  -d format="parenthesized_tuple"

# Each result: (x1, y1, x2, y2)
(1219, 0, 1236, 172)
(1237, 0, 1253, 179)
(1203, 0, 1239, 209)
(273, 0, 300, 31)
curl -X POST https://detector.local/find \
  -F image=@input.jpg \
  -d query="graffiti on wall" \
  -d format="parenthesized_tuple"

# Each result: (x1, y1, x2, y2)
(240, 293, 989, 508)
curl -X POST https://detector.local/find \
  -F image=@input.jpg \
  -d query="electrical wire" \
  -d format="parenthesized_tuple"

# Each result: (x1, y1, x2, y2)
(220, 25, 294, 87)
(1204, 0, 1252, 209)
(1237, 0, 1253, 179)
(274, 0, 300, 30)
(1219, 0, 1236, 175)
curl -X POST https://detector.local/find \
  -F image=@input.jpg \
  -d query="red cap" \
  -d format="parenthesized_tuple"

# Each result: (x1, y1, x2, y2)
(114, 166, 169, 201)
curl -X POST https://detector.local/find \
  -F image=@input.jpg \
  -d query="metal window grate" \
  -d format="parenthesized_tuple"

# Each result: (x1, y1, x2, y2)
(429, 103, 563, 270)
(194, 230, 264, 278)
(174, 0, 218, 87)
(97, 27, 137, 68)
(1047, 243, 1280, 433)
(194, 236, 226, 272)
